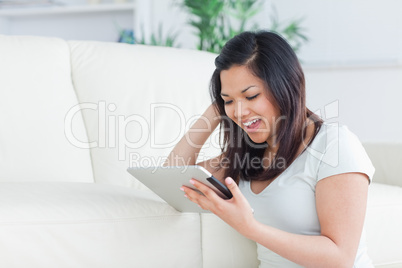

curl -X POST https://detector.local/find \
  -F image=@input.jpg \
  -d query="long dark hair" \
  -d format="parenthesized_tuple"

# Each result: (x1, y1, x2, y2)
(210, 31, 322, 183)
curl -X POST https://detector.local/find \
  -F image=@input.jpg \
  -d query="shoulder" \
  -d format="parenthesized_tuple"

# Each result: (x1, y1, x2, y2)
(308, 123, 364, 157)
(312, 123, 358, 147)
(308, 123, 375, 183)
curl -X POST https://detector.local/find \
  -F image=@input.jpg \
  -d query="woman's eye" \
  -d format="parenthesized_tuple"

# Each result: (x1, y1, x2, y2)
(246, 93, 260, 101)
(224, 100, 233, 105)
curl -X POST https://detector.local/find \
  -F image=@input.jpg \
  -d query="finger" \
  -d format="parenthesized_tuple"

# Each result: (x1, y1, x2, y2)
(189, 179, 222, 203)
(224, 177, 254, 215)
(181, 185, 201, 201)
(225, 177, 244, 200)
(181, 185, 211, 210)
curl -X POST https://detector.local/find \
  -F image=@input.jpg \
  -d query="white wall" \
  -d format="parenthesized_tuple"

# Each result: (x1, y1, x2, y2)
(271, 0, 402, 66)
(305, 65, 402, 142)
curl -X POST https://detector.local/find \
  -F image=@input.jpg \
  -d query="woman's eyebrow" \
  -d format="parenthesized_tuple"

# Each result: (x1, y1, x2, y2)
(221, 85, 257, 97)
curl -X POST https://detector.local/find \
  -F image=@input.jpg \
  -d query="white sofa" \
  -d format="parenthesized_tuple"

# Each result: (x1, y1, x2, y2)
(0, 35, 401, 268)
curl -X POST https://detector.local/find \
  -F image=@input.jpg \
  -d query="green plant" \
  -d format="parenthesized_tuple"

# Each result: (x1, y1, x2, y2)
(181, 0, 308, 53)
(182, 0, 261, 53)
(118, 29, 135, 44)
(135, 23, 180, 47)
(182, 0, 225, 52)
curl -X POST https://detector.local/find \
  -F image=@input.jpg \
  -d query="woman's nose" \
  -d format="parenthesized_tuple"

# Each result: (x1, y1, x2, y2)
(234, 101, 250, 119)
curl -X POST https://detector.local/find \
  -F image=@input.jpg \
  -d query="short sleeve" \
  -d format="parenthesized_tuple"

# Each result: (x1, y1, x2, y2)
(316, 125, 375, 183)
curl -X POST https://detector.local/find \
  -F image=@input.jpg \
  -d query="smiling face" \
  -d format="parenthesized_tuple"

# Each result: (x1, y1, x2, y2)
(220, 65, 281, 145)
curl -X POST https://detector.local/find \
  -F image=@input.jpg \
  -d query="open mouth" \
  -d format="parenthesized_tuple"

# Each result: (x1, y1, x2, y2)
(243, 118, 261, 132)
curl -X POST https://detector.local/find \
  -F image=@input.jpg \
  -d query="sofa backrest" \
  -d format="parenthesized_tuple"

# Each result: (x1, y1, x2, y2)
(68, 41, 221, 188)
(0, 35, 94, 183)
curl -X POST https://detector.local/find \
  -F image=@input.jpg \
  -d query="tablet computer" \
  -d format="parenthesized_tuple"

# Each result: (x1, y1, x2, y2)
(127, 165, 232, 213)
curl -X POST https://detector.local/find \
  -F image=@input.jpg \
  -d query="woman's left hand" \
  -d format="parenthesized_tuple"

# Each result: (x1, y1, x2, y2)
(181, 177, 256, 237)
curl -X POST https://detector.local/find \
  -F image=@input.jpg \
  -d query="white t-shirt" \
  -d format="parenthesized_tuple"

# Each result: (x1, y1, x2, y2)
(239, 123, 375, 268)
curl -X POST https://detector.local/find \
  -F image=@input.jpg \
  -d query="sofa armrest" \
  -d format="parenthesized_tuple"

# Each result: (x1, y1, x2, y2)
(363, 143, 402, 188)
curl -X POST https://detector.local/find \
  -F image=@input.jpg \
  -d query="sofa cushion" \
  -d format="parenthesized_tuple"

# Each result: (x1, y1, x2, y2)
(0, 182, 202, 267)
(201, 213, 259, 268)
(366, 182, 402, 266)
(68, 41, 221, 188)
(0, 35, 93, 183)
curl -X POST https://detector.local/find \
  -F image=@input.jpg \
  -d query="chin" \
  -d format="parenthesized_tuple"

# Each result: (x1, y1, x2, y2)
(245, 133, 269, 146)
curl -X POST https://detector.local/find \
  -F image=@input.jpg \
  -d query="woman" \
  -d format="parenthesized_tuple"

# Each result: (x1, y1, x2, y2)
(165, 31, 374, 267)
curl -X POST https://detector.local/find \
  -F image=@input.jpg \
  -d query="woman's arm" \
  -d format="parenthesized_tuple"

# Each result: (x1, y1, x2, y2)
(183, 172, 369, 268)
(248, 173, 369, 268)
(164, 104, 221, 167)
